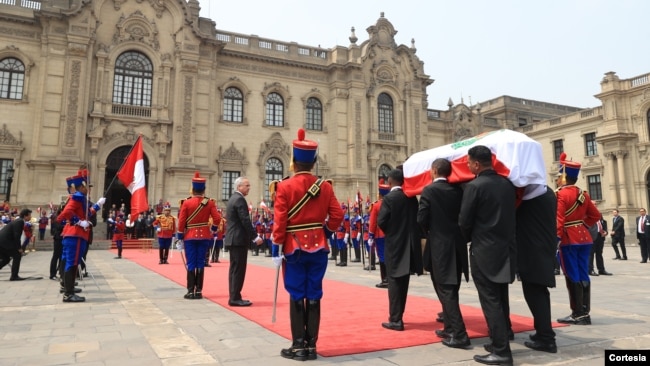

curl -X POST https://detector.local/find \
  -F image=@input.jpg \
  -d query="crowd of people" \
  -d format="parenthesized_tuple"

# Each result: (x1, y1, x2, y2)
(5, 128, 650, 364)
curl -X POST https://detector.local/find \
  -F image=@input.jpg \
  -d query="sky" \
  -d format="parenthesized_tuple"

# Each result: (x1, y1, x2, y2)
(201, 0, 649, 110)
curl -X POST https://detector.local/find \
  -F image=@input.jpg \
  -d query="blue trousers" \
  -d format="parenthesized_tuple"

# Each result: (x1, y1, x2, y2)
(284, 250, 328, 301)
(558, 244, 592, 283)
(184, 239, 210, 271)
(158, 237, 172, 250)
(62, 237, 87, 271)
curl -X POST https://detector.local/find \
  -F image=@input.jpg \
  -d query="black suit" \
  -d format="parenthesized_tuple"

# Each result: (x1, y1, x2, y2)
(611, 215, 626, 259)
(224, 191, 257, 302)
(516, 186, 557, 344)
(459, 169, 516, 358)
(0, 217, 26, 279)
(589, 218, 608, 272)
(636, 215, 650, 262)
(417, 179, 469, 339)
(378, 187, 422, 324)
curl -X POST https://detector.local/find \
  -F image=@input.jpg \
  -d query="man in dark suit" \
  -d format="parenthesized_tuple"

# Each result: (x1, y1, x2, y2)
(459, 145, 516, 365)
(0, 208, 32, 281)
(417, 158, 470, 349)
(610, 209, 627, 260)
(589, 215, 612, 275)
(516, 186, 558, 353)
(636, 208, 650, 263)
(224, 177, 263, 306)
(377, 168, 422, 331)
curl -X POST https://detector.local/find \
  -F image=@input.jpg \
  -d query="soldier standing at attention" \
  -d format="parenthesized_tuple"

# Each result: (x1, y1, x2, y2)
(153, 203, 176, 264)
(271, 129, 343, 361)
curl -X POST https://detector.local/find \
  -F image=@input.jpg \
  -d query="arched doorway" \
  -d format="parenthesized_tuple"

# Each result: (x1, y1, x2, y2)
(104, 146, 150, 219)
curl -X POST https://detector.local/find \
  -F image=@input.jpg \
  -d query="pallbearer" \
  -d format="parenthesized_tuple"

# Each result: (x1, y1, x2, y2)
(271, 128, 343, 361)
(176, 172, 221, 299)
(153, 203, 176, 264)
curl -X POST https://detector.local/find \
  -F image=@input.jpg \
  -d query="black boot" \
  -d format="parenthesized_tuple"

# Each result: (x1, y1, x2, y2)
(558, 279, 585, 324)
(62, 268, 85, 302)
(281, 299, 307, 361)
(364, 250, 376, 270)
(329, 243, 338, 261)
(163, 248, 169, 264)
(184, 270, 196, 299)
(159, 248, 164, 264)
(351, 247, 361, 262)
(212, 248, 220, 263)
(376, 262, 388, 288)
(576, 282, 592, 325)
(336, 248, 347, 266)
(116, 247, 122, 259)
(305, 299, 321, 360)
(195, 269, 204, 299)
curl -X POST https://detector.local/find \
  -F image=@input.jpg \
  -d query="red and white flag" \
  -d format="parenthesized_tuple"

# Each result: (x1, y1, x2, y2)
(117, 136, 148, 218)
(259, 199, 270, 214)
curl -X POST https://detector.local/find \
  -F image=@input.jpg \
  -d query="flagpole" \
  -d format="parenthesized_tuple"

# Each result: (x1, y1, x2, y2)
(103, 135, 142, 197)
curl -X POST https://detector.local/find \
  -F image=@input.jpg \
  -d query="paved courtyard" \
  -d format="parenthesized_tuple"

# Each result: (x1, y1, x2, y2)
(1, 241, 649, 365)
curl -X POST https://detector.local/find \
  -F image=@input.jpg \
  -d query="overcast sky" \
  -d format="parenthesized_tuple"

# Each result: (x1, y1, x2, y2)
(201, 0, 648, 110)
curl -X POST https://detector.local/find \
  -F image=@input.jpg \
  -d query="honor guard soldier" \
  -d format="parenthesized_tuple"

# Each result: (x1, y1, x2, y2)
(335, 205, 350, 266)
(350, 207, 362, 263)
(368, 179, 390, 288)
(271, 129, 343, 361)
(555, 153, 601, 325)
(57, 169, 106, 302)
(176, 172, 222, 300)
(110, 214, 126, 258)
(153, 203, 176, 264)
(210, 212, 225, 263)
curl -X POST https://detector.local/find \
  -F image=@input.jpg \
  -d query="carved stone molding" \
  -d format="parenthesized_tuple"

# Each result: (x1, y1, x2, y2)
(216, 143, 248, 177)
(0, 124, 22, 146)
(257, 132, 291, 179)
(112, 11, 160, 51)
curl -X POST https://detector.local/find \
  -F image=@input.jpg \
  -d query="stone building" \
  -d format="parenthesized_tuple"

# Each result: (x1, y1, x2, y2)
(1, 1, 649, 233)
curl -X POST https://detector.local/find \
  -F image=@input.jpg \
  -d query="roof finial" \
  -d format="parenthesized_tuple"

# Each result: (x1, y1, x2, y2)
(349, 27, 358, 44)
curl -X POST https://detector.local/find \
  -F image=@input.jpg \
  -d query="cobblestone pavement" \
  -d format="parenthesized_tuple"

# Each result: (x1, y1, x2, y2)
(1, 242, 649, 365)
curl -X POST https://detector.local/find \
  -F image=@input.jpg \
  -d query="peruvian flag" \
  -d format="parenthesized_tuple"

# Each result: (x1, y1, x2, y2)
(259, 199, 270, 214)
(117, 135, 148, 218)
(403, 129, 547, 199)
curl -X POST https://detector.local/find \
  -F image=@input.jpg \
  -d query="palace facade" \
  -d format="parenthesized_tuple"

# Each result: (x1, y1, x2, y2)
(1, 0, 649, 232)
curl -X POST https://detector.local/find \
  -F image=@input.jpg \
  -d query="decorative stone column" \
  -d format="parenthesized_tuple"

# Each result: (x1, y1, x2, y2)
(615, 150, 629, 207)
(606, 152, 618, 207)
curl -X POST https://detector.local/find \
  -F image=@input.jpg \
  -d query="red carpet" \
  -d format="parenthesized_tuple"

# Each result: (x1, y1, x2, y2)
(120, 249, 564, 357)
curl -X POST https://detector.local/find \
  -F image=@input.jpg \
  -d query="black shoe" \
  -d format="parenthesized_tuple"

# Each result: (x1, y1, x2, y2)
(364, 265, 376, 270)
(336, 262, 347, 267)
(49, 276, 57, 281)
(62, 294, 85, 302)
(381, 320, 404, 331)
(194, 292, 202, 299)
(328, 256, 336, 261)
(350, 258, 361, 263)
(83, 272, 88, 278)
(435, 329, 451, 338)
(557, 314, 591, 325)
(641, 261, 648, 263)
(483, 343, 493, 353)
(280, 342, 307, 361)
(228, 299, 252, 307)
(251, 252, 259, 256)
(622, 257, 628, 260)
(204, 263, 211, 267)
(9, 276, 26, 281)
(589, 270, 599, 276)
(159, 260, 164, 265)
(114, 256, 121, 259)
(473, 353, 513, 365)
(442, 336, 471, 349)
(598, 270, 613, 276)
(184, 292, 196, 300)
(524, 340, 557, 353)
(264, 253, 272, 257)
(375, 281, 388, 288)
(612, 257, 621, 260)
(163, 260, 169, 264)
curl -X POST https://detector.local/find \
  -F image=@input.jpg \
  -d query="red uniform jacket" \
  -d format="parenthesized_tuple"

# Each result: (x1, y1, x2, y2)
(178, 196, 221, 240)
(556, 185, 600, 246)
(272, 172, 343, 255)
(113, 220, 126, 241)
(153, 214, 176, 239)
(368, 200, 385, 239)
(58, 192, 98, 241)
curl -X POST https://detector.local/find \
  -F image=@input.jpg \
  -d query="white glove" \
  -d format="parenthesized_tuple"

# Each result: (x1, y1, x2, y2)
(272, 255, 284, 268)
(331, 233, 335, 240)
(368, 238, 374, 246)
(156, 227, 161, 232)
(108, 218, 115, 224)
(357, 233, 361, 241)
(175, 240, 183, 251)
(344, 233, 349, 241)
(96, 197, 106, 207)
(78, 220, 90, 229)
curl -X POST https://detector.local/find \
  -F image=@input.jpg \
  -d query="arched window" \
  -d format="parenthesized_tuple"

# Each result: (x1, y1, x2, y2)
(112, 51, 153, 107)
(266, 92, 284, 127)
(265, 158, 284, 205)
(378, 164, 392, 181)
(378, 93, 394, 133)
(223, 87, 243, 122)
(0, 57, 25, 100)
(306, 97, 323, 131)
